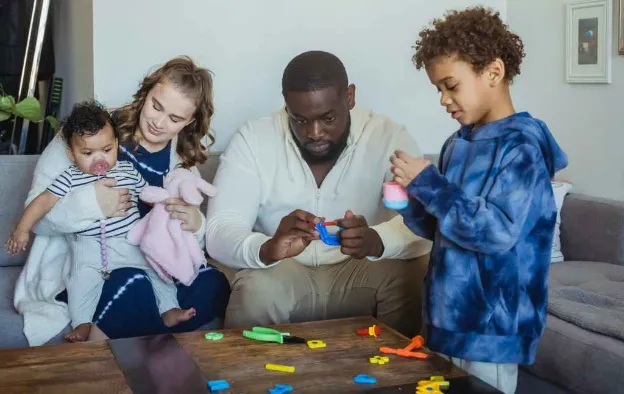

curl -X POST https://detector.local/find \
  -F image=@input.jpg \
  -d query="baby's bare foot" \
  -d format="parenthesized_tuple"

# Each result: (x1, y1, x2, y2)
(162, 307, 196, 327)
(65, 323, 92, 342)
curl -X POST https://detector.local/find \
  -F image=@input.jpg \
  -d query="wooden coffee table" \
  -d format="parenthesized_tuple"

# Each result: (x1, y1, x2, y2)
(0, 317, 480, 393)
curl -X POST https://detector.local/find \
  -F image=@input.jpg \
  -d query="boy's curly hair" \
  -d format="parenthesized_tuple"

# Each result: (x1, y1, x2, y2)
(413, 7, 525, 82)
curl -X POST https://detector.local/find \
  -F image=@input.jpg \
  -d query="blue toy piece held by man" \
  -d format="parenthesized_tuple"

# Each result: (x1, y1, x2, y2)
(316, 221, 342, 246)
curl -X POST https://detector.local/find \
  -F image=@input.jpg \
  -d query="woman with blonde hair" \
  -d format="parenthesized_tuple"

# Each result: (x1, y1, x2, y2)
(14, 56, 230, 345)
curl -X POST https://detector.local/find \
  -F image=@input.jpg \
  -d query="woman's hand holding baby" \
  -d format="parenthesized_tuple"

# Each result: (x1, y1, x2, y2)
(95, 178, 132, 218)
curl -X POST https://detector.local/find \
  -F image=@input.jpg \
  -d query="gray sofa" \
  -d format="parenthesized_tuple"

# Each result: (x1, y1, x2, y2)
(1, 154, 623, 394)
(527, 195, 624, 394)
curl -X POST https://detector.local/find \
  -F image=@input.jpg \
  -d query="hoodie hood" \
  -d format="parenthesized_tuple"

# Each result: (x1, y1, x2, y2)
(458, 112, 568, 177)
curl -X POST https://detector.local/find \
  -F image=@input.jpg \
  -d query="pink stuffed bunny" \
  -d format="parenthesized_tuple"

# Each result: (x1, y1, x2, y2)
(127, 168, 217, 286)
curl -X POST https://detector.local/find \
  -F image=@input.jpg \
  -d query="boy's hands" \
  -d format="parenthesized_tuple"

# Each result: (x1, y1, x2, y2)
(5, 228, 30, 255)
(390, 150, 432, 188)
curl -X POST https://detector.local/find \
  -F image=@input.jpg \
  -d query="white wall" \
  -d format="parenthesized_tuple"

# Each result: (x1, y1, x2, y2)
(91, 0, 505, 153)
(507, 0, 624, 200)
(52, 0, 94, 117)
(55, 0, 624, 199)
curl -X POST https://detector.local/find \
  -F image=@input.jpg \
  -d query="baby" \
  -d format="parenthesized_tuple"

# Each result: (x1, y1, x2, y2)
(6, 101, 195, 341)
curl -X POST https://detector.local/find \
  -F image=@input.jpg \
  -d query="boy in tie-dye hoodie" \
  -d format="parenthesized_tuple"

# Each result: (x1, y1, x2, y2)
(390, 7, 568, 394)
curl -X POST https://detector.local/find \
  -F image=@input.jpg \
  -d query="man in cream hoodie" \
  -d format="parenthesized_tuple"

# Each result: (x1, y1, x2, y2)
(206, 51, 431, 335)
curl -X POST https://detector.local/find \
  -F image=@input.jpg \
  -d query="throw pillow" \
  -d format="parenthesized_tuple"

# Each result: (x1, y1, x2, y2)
(550, 181, 572, 263)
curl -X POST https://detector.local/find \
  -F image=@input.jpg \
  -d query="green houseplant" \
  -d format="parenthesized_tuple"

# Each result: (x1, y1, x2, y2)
(0, 85, 58, 131)
(0, 85, 58, 153)
(0, 85, 58, 143)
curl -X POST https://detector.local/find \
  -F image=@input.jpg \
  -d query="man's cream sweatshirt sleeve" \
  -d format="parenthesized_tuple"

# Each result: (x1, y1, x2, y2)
(369, 126, 432, 261)
(205, 127, 270, 269)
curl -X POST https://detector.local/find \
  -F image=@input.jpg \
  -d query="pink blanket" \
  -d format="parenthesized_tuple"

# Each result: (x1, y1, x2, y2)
(127, 168, 217, 286)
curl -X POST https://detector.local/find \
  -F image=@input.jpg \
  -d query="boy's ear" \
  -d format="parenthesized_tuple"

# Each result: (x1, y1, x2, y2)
(485, 58, 506, 87)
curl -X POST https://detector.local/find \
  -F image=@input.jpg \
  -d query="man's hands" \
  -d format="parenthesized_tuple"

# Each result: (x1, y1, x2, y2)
(336, 210, 384, 259)
(259, 210, 320, 264)
(259, 209, 385, 264)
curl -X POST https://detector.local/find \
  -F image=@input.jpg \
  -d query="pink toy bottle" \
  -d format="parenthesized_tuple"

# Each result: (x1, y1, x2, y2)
(383, 181, 408, 210)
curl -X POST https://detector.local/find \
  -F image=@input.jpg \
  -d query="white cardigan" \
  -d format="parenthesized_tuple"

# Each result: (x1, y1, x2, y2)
(13, 134, 207, 346)
(206, 106, 432, 269)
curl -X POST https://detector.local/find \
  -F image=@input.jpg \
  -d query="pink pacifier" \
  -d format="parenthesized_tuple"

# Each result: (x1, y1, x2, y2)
(382, 181, 408, 210)
(90, 160, 110, 175)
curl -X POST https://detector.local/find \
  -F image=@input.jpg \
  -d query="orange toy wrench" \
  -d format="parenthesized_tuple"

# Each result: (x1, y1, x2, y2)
(379, 335, 428, 359)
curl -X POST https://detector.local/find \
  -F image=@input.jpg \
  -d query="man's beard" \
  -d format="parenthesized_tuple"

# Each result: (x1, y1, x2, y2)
(290, 117, 350, 164)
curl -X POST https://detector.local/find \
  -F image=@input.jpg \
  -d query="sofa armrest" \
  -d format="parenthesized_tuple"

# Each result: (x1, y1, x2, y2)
(560, 194, 624, 266)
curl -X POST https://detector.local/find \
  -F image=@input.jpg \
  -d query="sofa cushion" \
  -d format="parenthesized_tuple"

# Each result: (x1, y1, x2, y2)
(561, 194, 624, 266)
(548, 261, 624, 343)
(531, 261, 624, 393)
(0, 155, 40, 267)
(0, 266, 29, 348)
(550, 260, 624, 290)
(529, 314, 624, 394)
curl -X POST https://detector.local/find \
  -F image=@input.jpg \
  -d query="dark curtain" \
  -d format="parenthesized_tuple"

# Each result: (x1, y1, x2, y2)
(0, 0, 55, 153)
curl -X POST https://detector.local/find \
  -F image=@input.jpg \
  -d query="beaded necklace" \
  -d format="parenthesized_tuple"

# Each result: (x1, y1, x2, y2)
(98, 220, 110, 280)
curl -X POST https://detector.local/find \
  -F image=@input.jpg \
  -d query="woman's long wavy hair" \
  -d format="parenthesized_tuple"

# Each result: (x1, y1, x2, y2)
(115, 56, 215, 168)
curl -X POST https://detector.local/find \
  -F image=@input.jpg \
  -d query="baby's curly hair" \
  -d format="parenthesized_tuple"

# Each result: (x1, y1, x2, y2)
(61, 100, 117, 144)
(413, 7, 525, 82)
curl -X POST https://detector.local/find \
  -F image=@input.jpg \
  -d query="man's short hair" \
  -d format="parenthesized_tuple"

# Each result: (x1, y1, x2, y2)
(282, 51, 348, 95)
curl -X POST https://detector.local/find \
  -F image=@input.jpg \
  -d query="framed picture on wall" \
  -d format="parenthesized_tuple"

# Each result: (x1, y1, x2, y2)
(619, 0, 624, 55)
(566, 0, 612, 83)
